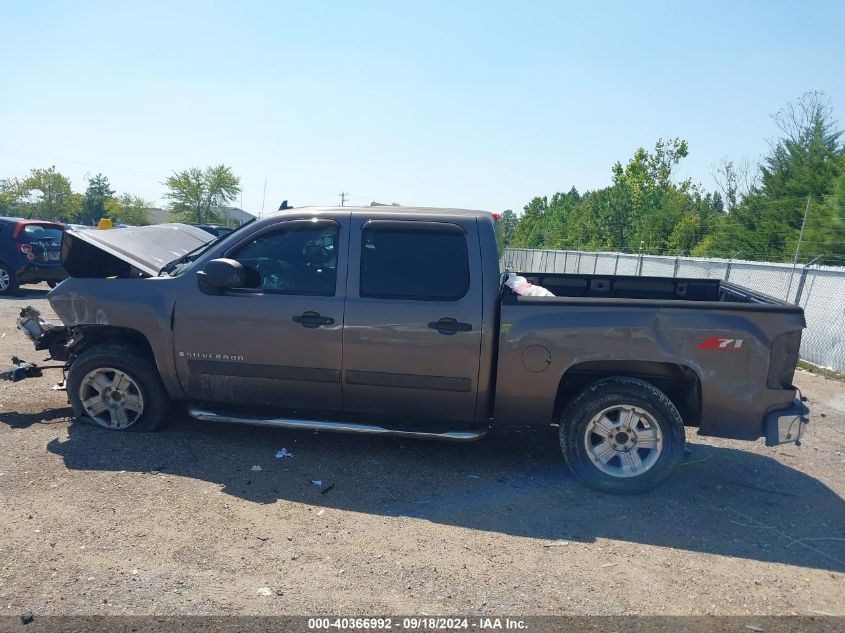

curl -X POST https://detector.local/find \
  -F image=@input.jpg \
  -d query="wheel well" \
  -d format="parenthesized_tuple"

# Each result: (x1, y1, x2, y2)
(553, 360, 702, 427)
(72, 326, 156, 362)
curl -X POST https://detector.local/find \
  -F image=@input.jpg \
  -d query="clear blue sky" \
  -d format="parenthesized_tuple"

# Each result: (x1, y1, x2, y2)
(2, 1, 843, 215)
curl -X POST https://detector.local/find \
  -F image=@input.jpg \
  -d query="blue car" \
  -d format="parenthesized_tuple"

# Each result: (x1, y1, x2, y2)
(0, 218, 68, 295)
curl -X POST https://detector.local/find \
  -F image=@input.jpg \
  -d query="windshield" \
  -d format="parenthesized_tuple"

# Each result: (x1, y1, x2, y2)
(160, 219, 256, 276)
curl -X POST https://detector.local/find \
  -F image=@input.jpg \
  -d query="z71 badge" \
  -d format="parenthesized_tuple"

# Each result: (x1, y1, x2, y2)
(696, 336, 744, 350)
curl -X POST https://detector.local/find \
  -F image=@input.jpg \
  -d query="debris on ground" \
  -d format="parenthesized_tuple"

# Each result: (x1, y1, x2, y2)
(311, 480, 322, 486)
(543, 540, 570, 547)
(256, 587, 273, 596)
(276, 448, 295, 459)
(251, 465, 262, 472)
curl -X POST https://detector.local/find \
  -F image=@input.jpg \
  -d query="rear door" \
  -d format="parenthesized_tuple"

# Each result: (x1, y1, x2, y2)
(342, 218, 483, 422)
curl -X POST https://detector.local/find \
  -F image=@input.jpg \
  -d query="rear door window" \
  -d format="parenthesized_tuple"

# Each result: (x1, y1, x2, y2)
(360, 224, 470, 301)
(21, 225, 63, 242)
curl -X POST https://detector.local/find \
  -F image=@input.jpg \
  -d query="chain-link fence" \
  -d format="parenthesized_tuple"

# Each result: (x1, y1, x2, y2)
(502, 248, 845, 373)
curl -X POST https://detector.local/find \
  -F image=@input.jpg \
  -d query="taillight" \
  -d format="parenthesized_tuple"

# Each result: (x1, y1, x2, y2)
(768, 331, 801, 388)
(18, 243, 35, 261)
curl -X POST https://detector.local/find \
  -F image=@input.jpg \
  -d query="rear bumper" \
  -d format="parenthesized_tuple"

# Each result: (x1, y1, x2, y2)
(16, 264, 68, 284)
(764, 399, 809, 446)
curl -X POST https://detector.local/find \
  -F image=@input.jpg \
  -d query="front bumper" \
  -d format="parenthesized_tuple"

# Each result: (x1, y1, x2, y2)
(764, 399, 809, 446)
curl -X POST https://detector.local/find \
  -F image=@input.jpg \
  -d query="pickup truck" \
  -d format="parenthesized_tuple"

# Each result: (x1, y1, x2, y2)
(14, 207, 809, 493)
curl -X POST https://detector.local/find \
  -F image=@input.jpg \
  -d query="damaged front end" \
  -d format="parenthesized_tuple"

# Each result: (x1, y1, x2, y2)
(4, 224, 214, 382)
(17, 306, 75, 361)
(1, 307, 75, 383)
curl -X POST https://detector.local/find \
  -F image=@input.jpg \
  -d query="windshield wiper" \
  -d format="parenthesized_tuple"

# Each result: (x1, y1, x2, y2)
(160, 218, 256, 276)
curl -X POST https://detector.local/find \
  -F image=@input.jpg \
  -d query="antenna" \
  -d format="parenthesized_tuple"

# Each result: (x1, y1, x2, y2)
(261, 179, 267, 218)
(339, 192, 349, 207)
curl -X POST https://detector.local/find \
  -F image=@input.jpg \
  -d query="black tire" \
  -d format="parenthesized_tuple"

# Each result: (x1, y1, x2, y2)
(559, 377, 685, 493)
(0, 261, 19, 296)
(67, 343, 171, 432)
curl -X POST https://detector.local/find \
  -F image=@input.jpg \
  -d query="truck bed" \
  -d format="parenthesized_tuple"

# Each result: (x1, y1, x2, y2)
(494, 271, 806, 442)
(506, 272, 797, 308)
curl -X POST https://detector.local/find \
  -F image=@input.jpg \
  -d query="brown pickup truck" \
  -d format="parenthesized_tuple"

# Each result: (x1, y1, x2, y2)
(14, 207, 809, 492)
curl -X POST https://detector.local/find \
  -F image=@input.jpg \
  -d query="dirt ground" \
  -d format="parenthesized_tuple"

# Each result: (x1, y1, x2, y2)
(0, 284, 843, 616)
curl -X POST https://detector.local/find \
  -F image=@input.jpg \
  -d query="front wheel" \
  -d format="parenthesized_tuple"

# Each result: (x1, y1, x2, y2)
(560, 377, 685, 493)
(67, 344, 171, 432)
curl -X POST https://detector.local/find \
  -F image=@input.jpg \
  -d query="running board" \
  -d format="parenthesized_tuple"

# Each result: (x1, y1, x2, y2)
(187, 406, 489, 442)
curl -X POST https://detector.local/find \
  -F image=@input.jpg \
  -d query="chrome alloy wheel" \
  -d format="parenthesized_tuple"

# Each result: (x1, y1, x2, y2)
(78, 367, 145, 429)
(0, 268, 10, 292)
(583, 405, 663, 478)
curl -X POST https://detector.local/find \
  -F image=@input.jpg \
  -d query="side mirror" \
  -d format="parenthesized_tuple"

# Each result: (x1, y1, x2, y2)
(196, 258, 247, 291)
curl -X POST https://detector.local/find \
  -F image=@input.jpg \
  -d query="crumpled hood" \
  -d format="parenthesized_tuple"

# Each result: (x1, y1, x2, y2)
(62, 223, 214, 278)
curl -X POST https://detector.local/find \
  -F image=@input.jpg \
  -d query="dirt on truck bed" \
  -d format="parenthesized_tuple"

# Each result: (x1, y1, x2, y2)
(0, 286, 844, 616)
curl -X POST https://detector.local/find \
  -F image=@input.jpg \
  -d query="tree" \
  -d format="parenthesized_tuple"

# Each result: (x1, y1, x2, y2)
(164, 165, 241, 224)
(510, 196, 549, 247)
(22, 166, 76, 221)
(82, 173, 115, 226)
(0, 177, 30, 216)
(105, 193, 152, 226)
(718, 91, 845, 262)
(494, 209, 518, 255)
(711, 156, 757, 211)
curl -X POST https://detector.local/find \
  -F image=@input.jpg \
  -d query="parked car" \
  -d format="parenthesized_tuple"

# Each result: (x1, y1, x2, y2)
(190, 223, 234, 238)
(14, 207, 808, 493)
(0, 218, 67, 295)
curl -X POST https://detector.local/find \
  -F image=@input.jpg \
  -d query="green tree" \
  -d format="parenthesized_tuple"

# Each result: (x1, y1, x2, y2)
(719, 92, 844, 262)
(82, 173, 115, 225)
(510, 196, 548, 247)
(164, 165, 241, 224)
(0, 177, 31, 216)
(22, 166, 76, 221)
(104, 193, 153, 226)
(494, 209, 518, 255)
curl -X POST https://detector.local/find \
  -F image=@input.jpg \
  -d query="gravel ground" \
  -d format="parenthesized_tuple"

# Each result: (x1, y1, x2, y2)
(0, 285, 843, 616)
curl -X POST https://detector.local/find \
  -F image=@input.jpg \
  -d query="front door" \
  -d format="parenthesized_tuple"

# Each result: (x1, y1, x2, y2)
(341, 218, 483, 422)
(173, 217, 347, 412)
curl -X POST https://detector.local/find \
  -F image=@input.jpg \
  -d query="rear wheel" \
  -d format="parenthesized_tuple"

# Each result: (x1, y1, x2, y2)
(0, 262, 19, 296)
(560, 377, 685, 493)
(67, 344, 170, 432)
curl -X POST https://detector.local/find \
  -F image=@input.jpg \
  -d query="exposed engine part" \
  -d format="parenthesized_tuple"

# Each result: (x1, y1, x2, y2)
(16, 306, 73, 361)
(17, 306, 56, 343)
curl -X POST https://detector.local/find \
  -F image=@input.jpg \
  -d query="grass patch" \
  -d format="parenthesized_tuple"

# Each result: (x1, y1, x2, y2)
(798, 360, 845, 382)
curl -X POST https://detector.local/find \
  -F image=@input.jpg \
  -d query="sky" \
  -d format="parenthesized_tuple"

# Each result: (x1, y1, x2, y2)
(1, 0, 844, 216)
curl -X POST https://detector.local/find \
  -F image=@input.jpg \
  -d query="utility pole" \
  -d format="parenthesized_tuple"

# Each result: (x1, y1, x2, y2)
(339, 192, 349, 207)
(786, 195, 811, 301)
(792, 195, 811, 266)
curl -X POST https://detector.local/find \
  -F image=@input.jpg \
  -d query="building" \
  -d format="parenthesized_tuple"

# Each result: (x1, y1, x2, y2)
(146, 207, 256, 226)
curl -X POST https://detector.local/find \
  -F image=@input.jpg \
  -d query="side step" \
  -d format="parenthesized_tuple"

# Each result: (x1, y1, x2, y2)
(187, 406, 489, 443)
